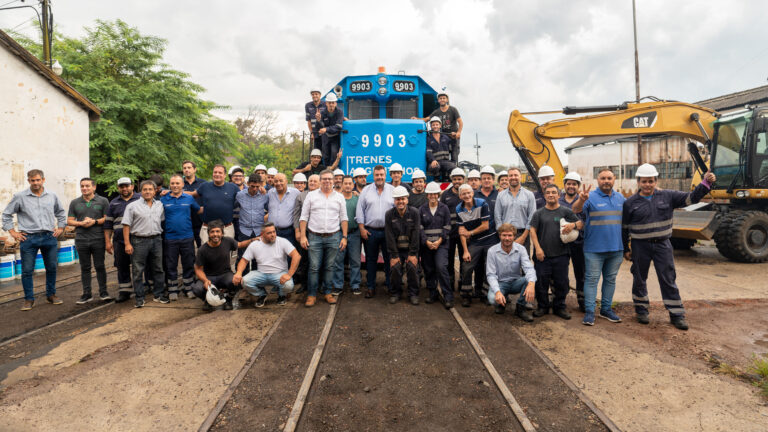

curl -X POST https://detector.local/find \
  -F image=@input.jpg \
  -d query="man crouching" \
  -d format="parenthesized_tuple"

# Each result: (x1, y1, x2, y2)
(486, 224, 536, 322)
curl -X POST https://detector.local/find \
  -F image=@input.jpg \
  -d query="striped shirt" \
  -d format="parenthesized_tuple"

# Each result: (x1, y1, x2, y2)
(456, 198, 496, 246)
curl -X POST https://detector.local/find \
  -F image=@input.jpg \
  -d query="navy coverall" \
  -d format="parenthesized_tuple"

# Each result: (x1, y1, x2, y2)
(319, 108, 344, 166)
(419, 202, 452, 302)
(104, 193, 140, 296)
(385, 206, 421, 298)
(426, 132, 455, 181)
(439, 186, 464, 292)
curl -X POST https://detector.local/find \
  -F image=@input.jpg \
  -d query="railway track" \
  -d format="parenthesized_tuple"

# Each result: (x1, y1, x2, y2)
(200, 293, 621, 432)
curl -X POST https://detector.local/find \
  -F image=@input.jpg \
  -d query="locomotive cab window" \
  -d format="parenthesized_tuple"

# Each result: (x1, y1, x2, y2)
(386, 98, 418, 119)
(347, 99, 379, 120)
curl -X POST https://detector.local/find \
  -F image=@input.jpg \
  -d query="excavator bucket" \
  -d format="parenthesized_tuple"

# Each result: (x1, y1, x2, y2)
(672, 204, 719, 240)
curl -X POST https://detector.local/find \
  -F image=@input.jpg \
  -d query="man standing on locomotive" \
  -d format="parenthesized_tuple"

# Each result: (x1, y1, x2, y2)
(305, 87, 326, 152)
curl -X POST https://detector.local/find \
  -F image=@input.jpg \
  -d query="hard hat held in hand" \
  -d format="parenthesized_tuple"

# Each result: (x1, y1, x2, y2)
(206, 284, 227, 307)
(560, 218, 579, 244)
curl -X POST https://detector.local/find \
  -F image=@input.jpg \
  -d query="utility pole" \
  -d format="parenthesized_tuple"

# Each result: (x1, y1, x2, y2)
(41, 0, 51, 66)
(474, 133, 480, 165)
(632, 0, 642, 171)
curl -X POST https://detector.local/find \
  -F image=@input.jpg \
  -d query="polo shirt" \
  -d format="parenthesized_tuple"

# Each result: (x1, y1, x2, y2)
(68, 195, 109, 241)
(197, 181, 240, 224)
(122, 199, 164, 237)
(456, 197, 496, 246)
(581, 189, 625, 253)
(160, 193, 200, 240)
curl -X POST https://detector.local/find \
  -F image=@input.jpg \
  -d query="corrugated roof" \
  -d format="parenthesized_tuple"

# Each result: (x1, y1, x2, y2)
(0, 29, 100, 121)
(695, 85, 768, 112)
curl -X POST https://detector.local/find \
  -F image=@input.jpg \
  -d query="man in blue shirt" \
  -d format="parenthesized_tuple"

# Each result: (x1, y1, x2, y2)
(236, 173, 269, 276)
(268, 173, 300, 245)
(572, 169, 625, 326)
(161, 174, 202, 300)
(188, 164, 240, 242)
(356, 165, 394, 298)
(486, 224, 536, 322)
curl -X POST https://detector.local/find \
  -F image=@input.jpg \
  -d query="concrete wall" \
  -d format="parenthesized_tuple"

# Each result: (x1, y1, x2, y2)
(0, 46, 90, 233)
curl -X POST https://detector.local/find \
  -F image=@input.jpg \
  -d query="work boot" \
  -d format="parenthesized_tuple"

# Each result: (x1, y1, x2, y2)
(515, 304, 534, 322)
(365, 290, 375, 299)
(305, 296, 316, 307)
(670, 315, 689, 331)
(389, 295, 399, 304)
(20, 300, 34, 311)
(444, 300, 454, 309)
(578, 299, 586, 313)
(494, 304, 505, 315)
(409, 296, 419, 306)
(324, 294, 337, 304)
(46, 295, 63, 305)
(636, 313, 650, 325)
(202, 302, 214, 312)
(461, 297, 471, 308)
(115, 292, 132, 303)
(425, 292, 438, 304)
(553, 308, 571, 320)
(223, 300, 234, 310)
(533, 307, 549, 317)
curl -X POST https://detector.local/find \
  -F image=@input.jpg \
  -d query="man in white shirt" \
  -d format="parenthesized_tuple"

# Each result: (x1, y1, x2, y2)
(300, 169, 349, 306)
(233, 223, 301, 308)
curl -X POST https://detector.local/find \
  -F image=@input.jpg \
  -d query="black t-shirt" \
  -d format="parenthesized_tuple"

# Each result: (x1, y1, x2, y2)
(68, 195, 109, 241)
(195, 237, 238, 276)
(429, 106, 461, 133)
(530, 206, 579, 258)
(295, 161, 327, 176)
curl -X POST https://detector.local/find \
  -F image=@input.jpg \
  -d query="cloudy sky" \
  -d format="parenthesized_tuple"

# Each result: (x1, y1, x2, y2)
(2, 0, 766, 166)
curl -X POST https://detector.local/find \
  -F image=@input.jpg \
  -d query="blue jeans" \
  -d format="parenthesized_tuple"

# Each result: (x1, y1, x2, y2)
(364, 228, 390, 291)
(332, 230, 361, 290)
(242, 271, 295, 296)
(308, 231, 341, 297)
(487, 277, 528, 306)
(583, 251, 623, 313)
(19, 232, 59, 301)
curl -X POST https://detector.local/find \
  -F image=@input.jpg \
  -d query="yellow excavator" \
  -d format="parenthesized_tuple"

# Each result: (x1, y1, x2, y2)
(507, 99, 768, 262)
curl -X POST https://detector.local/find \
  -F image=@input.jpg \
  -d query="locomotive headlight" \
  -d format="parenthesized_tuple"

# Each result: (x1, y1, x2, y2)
(378, 76, 388, 86)
(735, 190, 746, 198)
(378, 87, 388, 96)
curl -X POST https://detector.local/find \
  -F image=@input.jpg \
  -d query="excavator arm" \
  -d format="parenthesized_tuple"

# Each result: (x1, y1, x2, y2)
(507, 100, 719, 188)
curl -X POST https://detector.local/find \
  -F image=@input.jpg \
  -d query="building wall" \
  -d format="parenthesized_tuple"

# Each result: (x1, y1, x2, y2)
(0, 47, 90, 232)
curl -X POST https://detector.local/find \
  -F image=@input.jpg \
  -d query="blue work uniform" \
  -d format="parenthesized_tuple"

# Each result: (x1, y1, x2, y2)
(622, 182, 711, 317)
(419, 202, 452, 302)
(160, 193, 200, 294)
(426, 132, 455, 181)
(440, 186, 464, 292)
(385, 206, 421, 298)
(105, 193, 140, 294)
(305, 100, 327, 148)
(456, 198, 495, 301)
(319, 107, 344, 166)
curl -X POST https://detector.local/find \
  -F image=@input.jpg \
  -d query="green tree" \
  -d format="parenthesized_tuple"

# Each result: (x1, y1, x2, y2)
(13, 20, 242, 190)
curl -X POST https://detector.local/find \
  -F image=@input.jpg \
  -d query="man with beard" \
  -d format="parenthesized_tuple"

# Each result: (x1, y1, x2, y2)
(413, 92, 463, 163)
(305, 87, 326, 151)
(105, 177, 141, 303)
(439, 167, 466, 292)
(352, 167, 368, 195)
(494, 167, 536, 252)
(68, 177, 110, 304)
(356, 165, 394, 298)
(408, 169, 428, 210)
(385, 186, 421, 305)
(557, 171, 587, 311)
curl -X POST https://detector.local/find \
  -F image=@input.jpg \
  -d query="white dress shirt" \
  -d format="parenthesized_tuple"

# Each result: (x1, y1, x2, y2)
(300, 189, 348, 233)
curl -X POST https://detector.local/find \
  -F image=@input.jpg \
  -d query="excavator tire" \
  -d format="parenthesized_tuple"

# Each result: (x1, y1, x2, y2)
(670, 238, 696, 250)
(714, 210, 768, 263)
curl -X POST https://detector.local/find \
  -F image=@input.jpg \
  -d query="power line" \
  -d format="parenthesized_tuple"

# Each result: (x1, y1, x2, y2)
(0, 0, 21, 9)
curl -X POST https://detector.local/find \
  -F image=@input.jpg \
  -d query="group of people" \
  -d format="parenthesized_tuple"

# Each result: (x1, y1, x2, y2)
(2, 157, 715, 331)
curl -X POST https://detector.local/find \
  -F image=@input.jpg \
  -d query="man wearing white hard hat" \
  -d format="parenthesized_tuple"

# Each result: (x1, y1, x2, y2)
(622, 163, 716, 330)
(473, 165, 500, 302)
(413, 92, 463, 163)
(467, 169, 481, 190)
(352, 167, 368, 195)
(440, 167, 467, 293)
(292, 172, 308, 192)
(318, 93, 344, 166)
(333, 168, 344, 191)
(408, 169, 428, 209)
(419, 182, 453, 307)
(385, 186, 421, 305)
(293, 148, 340, 177)
(425, 116, 456, 181)
(388, 163, 410, 191)
(266, 167, 278, 187)
(534, 165, 556, 209)
(558, 171, 587, 312)
(305, 87, 327, 151)
(497, 171, 509, 191)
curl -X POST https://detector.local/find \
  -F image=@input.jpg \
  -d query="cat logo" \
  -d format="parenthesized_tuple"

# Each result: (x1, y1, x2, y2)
(621, 111, 658, 129)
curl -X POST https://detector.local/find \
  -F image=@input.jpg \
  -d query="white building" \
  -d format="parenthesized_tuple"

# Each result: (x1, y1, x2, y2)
(0, 29, 100, 227)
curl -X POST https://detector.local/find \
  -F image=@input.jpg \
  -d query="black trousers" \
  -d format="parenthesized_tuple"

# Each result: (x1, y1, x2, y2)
(191, 272, 238, 301)
(421, 246, 453, 302)
(75, 238, 107, 296)
(164, 238, 196, 294)
(113, 239, 133, 294)
(447, 235, 465, 292)
(568, 242, 585, 303)
(630, 239, 685, 317)
(389, 251, 419, 298)
(460, 243, 490, 299)
(534, 254, 570, 311)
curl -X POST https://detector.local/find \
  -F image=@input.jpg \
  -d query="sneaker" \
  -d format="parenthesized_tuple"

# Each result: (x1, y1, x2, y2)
(582, 312, 595, 326)
(331, 288, 343, 296)
(135, 299, 145, 308)
(461, 297, 471, 308)
(115, 292, 132, 303)
(169, 293, 179, 301)
(186, 290, 196, 299)
(46, 295, 63, 305)
(277, 296, 287, 305)
(670, 315, 689, 331)
(553, 308, 571, 320)
(202, 302, 213, 312)
(599, 310, 622, 323)
(425, 293, 438, 304)
(325, 294, 337, 304)
(305, 296, 316, 307)
(76, 295, 93, 304)
(153, 296, 170, 304)
(351, 288, 361, 295)
(99, 293, 113, 301)
(444, 300, 454, 309)
(409, 296, 419, 306)
(254, 296, 267, 308)
(389, 296, 399, 304)
(636, 313, 650, 325)
(515, 304, 534, 322)
(20, 300, 34, 311)
(223, 300, 234, 310)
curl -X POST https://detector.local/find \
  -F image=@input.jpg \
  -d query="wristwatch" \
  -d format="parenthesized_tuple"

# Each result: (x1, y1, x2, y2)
(342, 235, 347, 239)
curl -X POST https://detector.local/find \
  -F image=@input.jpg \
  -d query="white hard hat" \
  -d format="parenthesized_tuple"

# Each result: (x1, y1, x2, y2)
(537, 165, 555, 178)
(310, 148, 322, 157)
(293, 173, 307, 183)
(353, 167, 367, 177)
(636, 163, 659, 177)
(425, 182, 442, 194)
(311, 87, 322, 94)
(333, 168, 344, 176)
(468, 169, 481, 179)
(267, 167, 278, 176)
(392, 186, 409, 198)
(205, 284, 227, 307)
(429, 116, 442, 124)
(325, 93, 338, 102)
(480, 165, 495, 176)
(560, 218, 579, 244)
(563, 172, 582, 183)
(450, 167, 466, 178)
(228, 165, 242, 175)
(254, 164, 267, 172)
(389, 163, 404, 172)
(497, 171, 508, 178)
(411, 169, 426, 180)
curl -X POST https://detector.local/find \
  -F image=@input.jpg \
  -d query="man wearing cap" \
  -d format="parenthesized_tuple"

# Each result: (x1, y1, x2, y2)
(467, 170, 481, 191)
(534, 165, 556, 209)
(299, 169, 348, 307)
(293, 173, 307, 193)
(266, 168, 278, 187)
(161, 174, 203, 300)
(440, 167, 466, 292)
(414, 92, 463, 163)
(3, 169, 67, 311)
(182, 160, 206, 247)
(105, 177, 141, 303)
(622, 164, 716, 330)
(333, 168, 344, 191)
(332, 176, 362, 295)
(425, 116, 455, 181)
(356, 165, 394, 298)
(408, 169, 428, 210)
(293, 174, 320, 291)
(305, 88, 327, 151)
(122, 180, 167, 308)
(497, 171, 509, 191)
(558, 171, 587, 312)
(318, 93, 344, 166)
(388, 163, 411, 191)
(68, 177, 110, 304)
(293, 148, 340, 176)
(385, 186, 421, 305)
(352, 167, 368, 195)
(456, 184, 496, 307)
(495, 167, 537, 251)
(420, 182, 453, 307)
